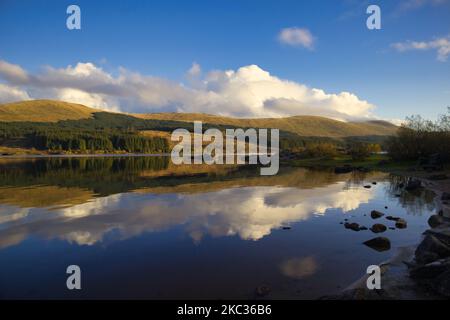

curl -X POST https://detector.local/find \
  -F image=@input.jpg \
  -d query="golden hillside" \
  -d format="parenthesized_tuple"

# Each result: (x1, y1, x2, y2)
(0, 100, 397, 138)
(0, 100, 96, 122)
(135, 113, 397, 138)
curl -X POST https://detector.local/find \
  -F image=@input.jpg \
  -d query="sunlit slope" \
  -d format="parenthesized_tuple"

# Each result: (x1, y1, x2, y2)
(136, 113, 397, 138)
(0, 100, 397, 138)
(0, 100, 96, 122)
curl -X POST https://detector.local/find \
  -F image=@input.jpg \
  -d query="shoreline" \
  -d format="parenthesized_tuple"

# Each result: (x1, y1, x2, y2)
(324, 169, 450, 300)
(0, 153, 170, 159)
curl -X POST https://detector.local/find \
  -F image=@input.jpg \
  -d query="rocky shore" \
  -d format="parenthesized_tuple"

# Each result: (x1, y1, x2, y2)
(324, 173, 450, 300)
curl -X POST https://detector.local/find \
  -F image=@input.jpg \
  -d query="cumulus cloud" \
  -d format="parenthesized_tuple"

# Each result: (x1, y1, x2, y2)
(278, 27, 315, 49)
(0, 59, 376, 120)
(0, 84, 31, 103)
(392, 35, 450, 61)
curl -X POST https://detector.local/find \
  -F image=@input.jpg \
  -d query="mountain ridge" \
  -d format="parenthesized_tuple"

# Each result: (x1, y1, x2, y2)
(0, 100, 398, 138)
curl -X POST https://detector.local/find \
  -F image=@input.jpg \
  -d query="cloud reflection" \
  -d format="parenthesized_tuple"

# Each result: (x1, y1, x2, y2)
(0, 180, 375, 248)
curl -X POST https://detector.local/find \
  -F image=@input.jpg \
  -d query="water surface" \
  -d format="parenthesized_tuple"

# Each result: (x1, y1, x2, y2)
(0, 157, 436, 299)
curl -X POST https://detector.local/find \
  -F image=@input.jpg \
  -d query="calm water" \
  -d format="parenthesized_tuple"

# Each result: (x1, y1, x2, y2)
(0, 157, 436, 299)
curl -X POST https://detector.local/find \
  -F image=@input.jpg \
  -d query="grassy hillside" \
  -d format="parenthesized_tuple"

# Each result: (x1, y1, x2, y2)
(0, 100, 397, 138)
(0, 100, 96, 122)
(135, 113, 397, 138)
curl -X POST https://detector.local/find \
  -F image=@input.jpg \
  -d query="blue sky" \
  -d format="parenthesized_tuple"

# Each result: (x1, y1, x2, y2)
(0, 0, 449, 121)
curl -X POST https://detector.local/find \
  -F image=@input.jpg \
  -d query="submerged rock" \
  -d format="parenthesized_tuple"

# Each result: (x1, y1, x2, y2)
(345, 222, 361, 231)
(363, 237, 391, 252)
(386, 216, 401, 221)
(255, 285, 271, 297)
(395, 218, 408, 229)
(371, 210, 384, 219)
(359, 226, 368, 231)
(370, 223, 387, 233)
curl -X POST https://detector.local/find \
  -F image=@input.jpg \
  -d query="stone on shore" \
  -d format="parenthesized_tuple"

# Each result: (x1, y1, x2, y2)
(410, 258, 450, 279)
(432, 270, 450, 297)
(428, 215, 445, 228)
(415, 234, 450, 264)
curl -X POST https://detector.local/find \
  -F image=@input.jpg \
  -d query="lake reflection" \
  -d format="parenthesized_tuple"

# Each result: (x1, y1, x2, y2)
(0, 157, 436, 299)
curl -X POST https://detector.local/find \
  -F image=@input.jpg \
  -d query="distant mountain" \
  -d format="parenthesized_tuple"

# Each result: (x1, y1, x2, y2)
(0, 99, 397, 138)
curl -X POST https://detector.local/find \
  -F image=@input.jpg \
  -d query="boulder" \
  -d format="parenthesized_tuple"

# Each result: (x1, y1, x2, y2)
(428, 215, 445, 228)
(371, 210, 384, 219)
(370, 223, 387, 233)
(395, 218, 407, 229)
(364, 185, 372, 189)
(415, 234, 450, 264)
(363, 237, 391, 252)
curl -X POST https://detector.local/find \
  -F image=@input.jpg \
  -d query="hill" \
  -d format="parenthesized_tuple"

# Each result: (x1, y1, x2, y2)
(0, 100, 397, 139)
(135, 113, 397, 138)
(0, 100, 96, 122)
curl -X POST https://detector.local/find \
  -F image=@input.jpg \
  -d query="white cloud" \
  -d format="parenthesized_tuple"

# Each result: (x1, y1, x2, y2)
(0, 83, 31, 103)
(392, 35, 450, 61)
(278, 27, 315, 49)
(55, 88, 119, 112)
(187, 62, 201, 77)
(0, 59, 376, 120)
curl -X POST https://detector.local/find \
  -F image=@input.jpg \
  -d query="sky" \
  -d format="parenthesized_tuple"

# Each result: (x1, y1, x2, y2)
(0, 0, 449, 122)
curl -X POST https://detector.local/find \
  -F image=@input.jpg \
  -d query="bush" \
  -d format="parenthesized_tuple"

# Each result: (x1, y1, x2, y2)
(348, 143, 374, 161)
(387, 108, 450, 162)
(303, 142, 338, 159)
